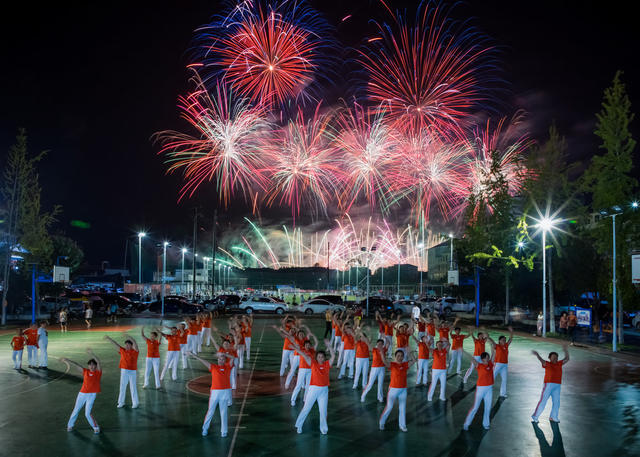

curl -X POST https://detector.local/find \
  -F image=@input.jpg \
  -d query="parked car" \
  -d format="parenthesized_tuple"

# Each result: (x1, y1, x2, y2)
(631, 311, 640, 329)
(356, 296, 393, 314)
(297, 299, 346, 315)
(392, 299, 427, 316)
(203, 295, 241, 313)
(311, 295, 344, 306)
(239, 296, 289, 314)
(147, 298, 203, 315)
(429, 296, 475, 315)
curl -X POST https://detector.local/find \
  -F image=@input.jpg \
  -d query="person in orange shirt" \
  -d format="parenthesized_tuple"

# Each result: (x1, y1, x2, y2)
(282, 327, 311, 388)
(361, 338, 388, 403)
(412, 333, 431, 386)
(339, 319, 357, 379)
(394, 321, 413, 361)
(63, 348, 102, 434)
(178, 323, 189, 369)
(22, 323, 39, 368)
(448, 327, 470, 375)
(463, 348, 496, 430)
(332, 312, 346, 364)
(425, 314, 436, 349)
(463, 328, 489, 384)
(379, 349, 417, 432)
(187, 317, 200, 355)
(141, 328, 161, 389)
(188, 350, 235, 437)
(488, 327, 513, 397)
(353, 325, 371, 389)
(427, 339, 450, 401)
(294, 341, 336, 434)
(278, 316, 297, 376)
(229, 318, 246, 369)
(287, 335, 318, 406)
(241, 315, 253, 360)
(104, 333, 140, 408)
(10, 328, 26, 369)
(437, 317, 459, 342)
(195, 316, 204, 353)
(211, 335, 239, 394)
(531, 343, 570, 423)
(201, 311, 213, 347)
(158, 326, 181, 381)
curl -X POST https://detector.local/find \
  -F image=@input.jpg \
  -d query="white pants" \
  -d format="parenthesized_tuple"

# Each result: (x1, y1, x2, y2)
(202, 327, 212, 346)
(245, 337, 251, 360)
(339, 349, 355, 378)
(285, 355, 300, 388)
(197, 331, 203, 352)
(291, 368, 311, 405)
(187, 334, 198, 354)
(380, 387, 407, 429)
(416, 359, 429, 385)
(180, 344, 189, 369)
(203, 389, 231, 436)
(331, 334, 340, 351)
(161, 351, 179, 381)
(449, 349, 463, 374)
(230, 362, 237, 391)
(27, 345, 37, 366)
(237, 346, 245, 369)
(353, 357, 370, 388)
(144, 357, 160, 388)
(118, 369, 139, 407)
(295, 385, 328, 434)
(38, 340, 48, 367)
(532, 383, 561, 421)
(494, 363, 508, 396)
(418, 331, 425, 341)
(280, 349, 294, 376)
(464, 385, 493, 428)
(428, 369, 447, 401)
(463, 356, 482, 383)
(12, 350, 23, 369)
(67, 392, 99, 431)
(361, 366, 385, 402)
(384, 336, 393, 356)
(336, 341, 345, 367)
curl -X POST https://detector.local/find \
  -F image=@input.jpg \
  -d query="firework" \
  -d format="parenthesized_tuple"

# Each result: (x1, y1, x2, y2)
(154, 73, 271, 204)
(195, 0, 333, 107)
(263, 104, 343, 221)
(358, 1, 498, 138)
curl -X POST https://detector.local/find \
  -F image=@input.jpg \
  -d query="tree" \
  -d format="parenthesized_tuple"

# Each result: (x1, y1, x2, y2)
(51, 234, 84, 272)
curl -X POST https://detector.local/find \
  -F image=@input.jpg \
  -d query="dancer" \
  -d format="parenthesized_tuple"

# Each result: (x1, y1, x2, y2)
(23, 323, 38, 368)
(63, 348, 102, 434)
(412, 333, 431, 386)
(427, 339, 450, 401)
(463, 347, 496, 430)
(212, 335, 239, 394)
(416, 315, 427, 341)
(141, 328, 161, 389)
(426, 314, 436, 348)
(488, 327, 513, 397)
(178, 323, 189, 369)
(338, 319, 356, 379)
(294, 340, 336, 434)
(201, 311, 213, 347)
(353, 325, 371, 389)
(361, 338, 388, 403)
(437, 317, 459, 342)
(463, 328, 488, 383)
(59, 307, 68, 333)
(324, 309, 333, 339)
(279, 316, 297, 376)
(449, 327, 469, 375)
(84, 305, 93, 329)
(37, 321, 48, 369)
(159, 326, 181, 382)
(333, 312, 345, 364)
(241, 315, 253, 360)
(531, 343, 570, 423)
(104, 333, 139, 409)
(189, 350, 235, 437)
(187, 317, 200, 355)
(286, 334, 318, 406)
(379, 349, 417, 432)
(229, 319, 245, 369)
(10, 328, 26, 369)
(394, 321, 413, 361)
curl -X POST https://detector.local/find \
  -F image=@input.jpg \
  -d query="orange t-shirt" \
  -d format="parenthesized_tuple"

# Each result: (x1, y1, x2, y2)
(166, 334, 181, 351)
(355, 341, 369, 358)
(334, 325, 343, 338)
(80, 369, 102, 393)
(202, 318, 211, 329)
(299, 347, 315, 369)
(11, 336, 25, 350)
(378, 320, 385, 332)
(119, 348, 139, 370)
(426, 323, 436, 336)
(473, 339, 486, 356)
(310, 360, 331, 387)
(188, 322, 199, 335)
(396, 333, 409, 348)
(417, 321, 426, 332)
(293, 336, 304, 356)
(543, 361, 563, 384)
(451, 334, 467, 350)
(210, 361, 233, 390)
(342, 334, 355, 350)
(24, 328, 38, 346)
(178, 329, 188, 345)
(438, 327, 450, 340)
(372, 347, 385, 368)
(389, 362, 409, 388)
(477, 361, 494, 386)
(384, 324, 394, 336)
(495, 343, 509, 364)
(244, 324, 252, 338)
(418, 342, 429, 359)
(432, 348, 448, 369)
(146, 339, 160, 358)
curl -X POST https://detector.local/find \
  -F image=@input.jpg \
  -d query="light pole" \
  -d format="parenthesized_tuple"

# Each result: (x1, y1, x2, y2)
(181, 248, 187, 292)
(449, 233, 454, 270)
(538, 217, 557, 338)
(162, 241, 169, 317)
(203, 257, 211, 295)
(361, 246, 376, 316)
(417, 242, 425, 297)
(218, 263, 222, 290)
(396, 249, 401, 299)
(137, 232, 146, 284)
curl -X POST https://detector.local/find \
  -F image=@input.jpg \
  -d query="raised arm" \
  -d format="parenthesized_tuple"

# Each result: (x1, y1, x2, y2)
(308, 332, 319, 350)
(60, 357, 85, 375)
(561, 343, 570, 365)
(531, 350, 546, 366)
(507, 326, 514, 345)
(141, 327, 150, 341)
(407, 350, 417, 368)
(187, 352, 212, 370)
(325, 340, 336, 367)
(103, 335, 123, 350)
(123, 334, 139, 352)
(462, 348, 479, 368)
(87, 348, 101, 371)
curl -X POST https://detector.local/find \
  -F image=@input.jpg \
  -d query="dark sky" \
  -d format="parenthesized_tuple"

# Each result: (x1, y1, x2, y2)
(1, 0, 638, 266)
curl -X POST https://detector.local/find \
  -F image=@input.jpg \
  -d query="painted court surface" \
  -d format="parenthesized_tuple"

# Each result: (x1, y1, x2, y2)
(1, 318, 639, 457)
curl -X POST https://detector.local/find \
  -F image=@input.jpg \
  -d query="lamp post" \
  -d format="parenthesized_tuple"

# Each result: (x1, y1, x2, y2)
(162, 241, 169, 317)
(181, 248, 187, 292)
(449, 233, 454, 270)
(538, 217, 557, 338)
(417, 243, 425, 297)
(203, 257, 211, 295)
(396, 249, 401, 300)
(137, 232, 146, 284)
(361, 246, 376, 316)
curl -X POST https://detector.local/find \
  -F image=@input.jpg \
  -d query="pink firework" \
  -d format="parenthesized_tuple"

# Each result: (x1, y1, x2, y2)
(334, 102, 399, 212)
(154, 73, 271, 205)
(359, 1, 497, 138)
(263, 104, 343, 221)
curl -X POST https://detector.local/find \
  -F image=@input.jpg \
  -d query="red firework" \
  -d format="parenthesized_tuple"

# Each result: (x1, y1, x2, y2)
(359, 1, 497, 138)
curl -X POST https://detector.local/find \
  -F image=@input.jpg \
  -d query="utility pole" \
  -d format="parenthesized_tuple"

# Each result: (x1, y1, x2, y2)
(326, 241, 330, 290)
(192, 208, 198, 301)
(212, 209, 217, 296)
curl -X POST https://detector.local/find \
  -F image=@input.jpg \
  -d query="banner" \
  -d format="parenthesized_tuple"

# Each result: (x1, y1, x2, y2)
(633, 254, 640, 284)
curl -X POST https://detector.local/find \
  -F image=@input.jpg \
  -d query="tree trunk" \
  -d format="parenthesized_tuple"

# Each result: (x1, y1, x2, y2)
(1, 168, 20, 325)
(505, 268, 510, 325)
(619, 296, 624, 344)
(548, 248, 556, 332)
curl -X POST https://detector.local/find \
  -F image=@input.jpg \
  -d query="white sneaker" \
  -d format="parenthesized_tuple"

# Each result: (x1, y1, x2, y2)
(531, 416, 539, 423)
(117, 404, 124, 408)
(67, 427, 73, 432)
(360, 397, 365, 403)
(221, 432, 227, 437)
(202, 430, 208, 437)
(379, 423, 385, 430)
(400, 426, 407, 432)
(483, 425, 490, 430)
(463, 425, 469, 431)
(132, 404, 139, 409)
(296, 427, 302, 434)
(94, 428, 101, 434)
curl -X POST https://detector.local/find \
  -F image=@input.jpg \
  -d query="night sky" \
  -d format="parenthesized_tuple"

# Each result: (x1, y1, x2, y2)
(1, 0, 638, 266)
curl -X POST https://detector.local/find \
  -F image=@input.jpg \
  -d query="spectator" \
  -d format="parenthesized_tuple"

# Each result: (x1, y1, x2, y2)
(559, 312, 568, 337)
(567, 311, 578, 345)
(536, 311, 543, 336)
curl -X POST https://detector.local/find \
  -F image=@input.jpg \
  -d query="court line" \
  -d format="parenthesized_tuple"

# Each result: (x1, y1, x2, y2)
(227, 323, 265, 457)
(2, 357, 71, 400)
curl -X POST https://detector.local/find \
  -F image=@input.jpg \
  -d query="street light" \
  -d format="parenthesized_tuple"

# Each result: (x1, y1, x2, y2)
(361, 246, 376, 316)
(417, 242, 425, 296)
(181, 248, 187, 291)
(448, 233, 454, 270)
(162, 241, 169, 317)
(537, 217, 558, 338)
(137, 232, 146, 284)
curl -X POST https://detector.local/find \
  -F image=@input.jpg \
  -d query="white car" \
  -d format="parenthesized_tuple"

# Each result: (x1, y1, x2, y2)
(432, 297, 475, 315)
(392, 300, 427, 316)
(239, 296, 289, 315)
(632, 312, 640, 329)
(298, 299, 346, 315)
